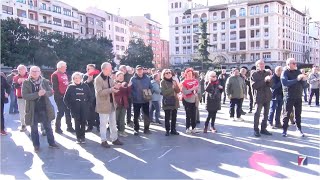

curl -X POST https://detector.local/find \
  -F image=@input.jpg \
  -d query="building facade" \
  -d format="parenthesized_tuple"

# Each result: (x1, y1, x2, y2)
(309, 21, 320, 66)
(168, 0, 315, 70)
(160, 39, 170, 68)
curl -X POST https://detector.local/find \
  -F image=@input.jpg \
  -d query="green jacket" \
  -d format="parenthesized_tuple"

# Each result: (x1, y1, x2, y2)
(160, 79, 180, 110)
(225, 75, 246, 99)
(22, 77, 55, 126)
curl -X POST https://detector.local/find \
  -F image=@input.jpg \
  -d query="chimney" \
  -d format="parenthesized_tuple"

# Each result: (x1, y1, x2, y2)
(144, 13, 151, 19)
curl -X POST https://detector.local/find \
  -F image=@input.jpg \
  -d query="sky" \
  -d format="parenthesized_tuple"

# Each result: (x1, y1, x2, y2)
(60, 0, 320, 40)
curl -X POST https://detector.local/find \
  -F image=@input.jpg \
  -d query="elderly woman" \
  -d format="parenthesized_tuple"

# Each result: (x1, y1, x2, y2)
(64, 72, 93, 144)
(160, 69, 180, 136)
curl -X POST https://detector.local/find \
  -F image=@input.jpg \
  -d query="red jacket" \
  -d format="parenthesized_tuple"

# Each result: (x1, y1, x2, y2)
(13, 73, 28, 98)
(114, 82, 131, 108)
(182, 79, 199, 98)
(51, 70, 69, 95)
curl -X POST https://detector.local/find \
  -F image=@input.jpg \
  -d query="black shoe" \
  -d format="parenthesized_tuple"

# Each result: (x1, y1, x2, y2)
(196, 120, 200, 124)
(260, 129, 272, 135)
(81, 138, 86, 144)
(134, 130, 139, 136)
(85, 127, 93, 132)
(241, 111, 246, 115)
(67, 127, 75, 133)
(76, 139, 81, 144)
(112, 139, 123, 145)
(41, 130, 46, 136)
(170, 131, 180, 135)
(55, 128, 63, 134)
(248, 110, 252, 113)
(144, 130, 152, 134)
(165, 131, 170, 136)
(254, 131, 261, 137)
(96, 126, 100, 132)
(49, 143, 59, 149)
(156, 121, 162, 125)
(34, 146, 40, 153)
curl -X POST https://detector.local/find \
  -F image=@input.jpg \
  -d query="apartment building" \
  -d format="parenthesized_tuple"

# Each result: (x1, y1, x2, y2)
(168, 0, 315, 70)
(160, 39, 170, 68)
(309, 21, 320, 66)
(128, 21, 146, 43)
(127, 14, 163, 68)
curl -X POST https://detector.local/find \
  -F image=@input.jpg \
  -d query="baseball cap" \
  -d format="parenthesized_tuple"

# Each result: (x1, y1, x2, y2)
(136, 65, 143, 69)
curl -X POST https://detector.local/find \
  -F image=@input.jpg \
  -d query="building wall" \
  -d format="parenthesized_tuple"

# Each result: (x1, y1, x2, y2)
(160, 39, 170, 69)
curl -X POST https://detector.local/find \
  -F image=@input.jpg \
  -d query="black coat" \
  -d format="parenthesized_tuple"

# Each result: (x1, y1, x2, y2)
(63, 83, 93, 119)
(205, 81, 222, 112)
(1, 76, 10, 103)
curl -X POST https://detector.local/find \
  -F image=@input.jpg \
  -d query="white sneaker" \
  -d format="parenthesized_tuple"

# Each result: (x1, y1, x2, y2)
(186, 129, 192, 134)
(296, 130, 305, 137)
(237, 117, 245, 121)
(230, 117, 236, 121)
(191, 128, 201, 134)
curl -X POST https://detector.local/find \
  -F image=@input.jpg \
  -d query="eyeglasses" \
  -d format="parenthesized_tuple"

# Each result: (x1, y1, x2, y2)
(31, 70, 40, 73)
(211, 76, 216, 78)
(165, 72, 171, 75)
(291, 62, 297, 65)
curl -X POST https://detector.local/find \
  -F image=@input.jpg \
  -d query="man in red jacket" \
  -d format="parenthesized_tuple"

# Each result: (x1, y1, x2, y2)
(13, 65, 28, 132)
(51, 61, 74, 134)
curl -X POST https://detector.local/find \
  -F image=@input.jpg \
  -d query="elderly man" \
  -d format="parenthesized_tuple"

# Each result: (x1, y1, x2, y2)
(95, 62, 123, 148)
(251, 60, 273, 137)
(51, 61, 74, 134)
(281, 58, 308, 137)
(120, 65, 134, 126)
(307, 66, 320, 106)
(268, 66, 284, 129)
(13, 65, 28, 132)
(129, 65, 153, 135)
(22, 66, 59, 152)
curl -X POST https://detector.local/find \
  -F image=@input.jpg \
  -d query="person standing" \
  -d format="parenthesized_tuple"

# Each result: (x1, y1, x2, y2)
(120, 65, 134, 127)
(83, 64, 100, 132)
(160, 69, 180, 136)
(22, 66, 59, 152)
(181, 68, 199, 134)
(6, 69, 19, 114)
(1, 73, 10, 135)
(218, 69, 229, 104)
(129, 65, 153, 135)
(13, 65, 28, 132)
(251, 60, 273, 137)
(95, 62, 123, 148)
(114, 71, 130, 137)
(240, 68, 248, 115)
(64, 72, 93, 144)
(300, 69, 309, 102)
(51, 61, 74, 134)
(204, 71, 223, 133)
(225, 68, 246, 121)
(307, 66, 320, 106)
(268, 66, 284, 129)
(281, 58, 308, 137)
(246, 71, 254, 113)
(200, 73, 206, 104)
(150, 73, 162, 124)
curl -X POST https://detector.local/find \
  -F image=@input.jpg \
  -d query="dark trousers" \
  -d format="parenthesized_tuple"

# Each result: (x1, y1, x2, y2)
(75, 117, 86, 140)
(1, 102, 4, 131)
(222, 90, 227, 103)
(254, 102, 270, 132)
(164, 109, 177, 132)
(183, 99, 196, 129)
(133, 102, 150, 131)
(303, 88, 308, 102)
(200, 94, 206, 104)
(249, 92, 253, 111)
(126, 98, 132, 123)
(87, 99, 99, 128)
(229, 98, 242, 118)
(9, 89, 18, 113)
(54, 96, 72, 129)
(205, 111, 217, 128)
(31, 111, 55, 147)
(149, 101, 160, 122)
(308, 88, 319, 106)
(268, 98, 283, 125)
(282, 98, 302, 132)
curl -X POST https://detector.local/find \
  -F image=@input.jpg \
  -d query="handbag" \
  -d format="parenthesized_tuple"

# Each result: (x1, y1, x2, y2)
(163, 81, 176, 106)
(137, 79, 152, 101)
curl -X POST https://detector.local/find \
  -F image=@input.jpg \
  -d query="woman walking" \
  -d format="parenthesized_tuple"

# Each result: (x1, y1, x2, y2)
(204, 71, 223, 133)
(64, 72, 93, 144)
(160, 69, 180, 136)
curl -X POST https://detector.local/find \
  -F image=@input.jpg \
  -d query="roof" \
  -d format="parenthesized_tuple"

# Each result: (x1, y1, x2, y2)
(208, 4, 228, 12)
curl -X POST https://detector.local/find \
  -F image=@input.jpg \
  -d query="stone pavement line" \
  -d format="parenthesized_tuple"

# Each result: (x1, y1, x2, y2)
(108, 156, 120, 163)
(158, 148, 173, 159)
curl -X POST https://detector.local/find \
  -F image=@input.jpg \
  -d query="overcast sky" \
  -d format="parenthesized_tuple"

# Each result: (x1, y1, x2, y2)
(60, 0, 320, 40)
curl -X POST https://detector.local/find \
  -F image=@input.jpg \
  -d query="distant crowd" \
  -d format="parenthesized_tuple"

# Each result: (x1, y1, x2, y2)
(1, 58, 319, 152)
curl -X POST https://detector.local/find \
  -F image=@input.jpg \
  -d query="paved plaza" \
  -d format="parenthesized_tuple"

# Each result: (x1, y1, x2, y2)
(1, 98, 319, 179)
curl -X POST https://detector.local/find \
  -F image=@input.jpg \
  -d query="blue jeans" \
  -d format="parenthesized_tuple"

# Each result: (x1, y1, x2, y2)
(31, 111, 55, 147)
(268, 98, 283, 125)
(9, 89, 18, 113)
(149, 101, 160, 122)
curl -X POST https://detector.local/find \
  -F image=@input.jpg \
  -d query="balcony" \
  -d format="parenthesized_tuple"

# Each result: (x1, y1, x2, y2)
(39, 20, 53, 29)
(230, 35, 237, 40)
(213, 27, 217, 31)
(39, 7, 52, 15)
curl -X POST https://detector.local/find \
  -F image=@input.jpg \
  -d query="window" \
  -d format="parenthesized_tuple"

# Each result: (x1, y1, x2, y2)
(264, 40, 269, 48)
(230, 31, 236, 40)
(2, 5, 13, 15)
(239, 19, 246, 28)
(221, 11, 225, 19)
(256, 29, 260, 37)
(264, 5, 269, 13)
(193, 14, 199, 23)
(250, 7, 254, 15)
(250, 18, 254, 26)
(16, 0, 26, 4)
(251, 41, 254, 49)
(230, 43, 237, 51)
(213, 34, 217, 41)
(171, 3, 173, 9)
(221, 22, 225, 30)
(251, 30, 254, 38)
(213, 23, 217, 30)
(256, 6, 260, 14)
(87, 17, 94, 25)
(230, 20, 236, 29)
(256, 53, 260, 60)
(256, 18, 260, 26)
(53, 18, 62, 26)
(232, 55, 237, 62)
(213, 12, 217, 20)
(239, 30, 246, 39)
(175, 17, 179, 24)
(175, 27, 179, 34)
(239, 8, 246, 16)
(264, 17, 269, 25)
(64, 32, 72, 38)
(222, 44, 225, 50)
(264, 28, 269, 37)
(53, 5, 61, 14)
(201, 13, 207, 22)
(230, 9, 236, 18)
(17, 9, 27, 18)
(256, 41, 260, 49)
(63, 8, 71, 16)
(176, 47, 179, 54)
(250, 53, 255, 61)
(263, 52, 271, 60)
(64, 20, 71, 28)
(240, 42, 246, 50)
(175, 2, 178, 8)
(80, 15, 83, 22)
(221, 33, 226, 41)
(116, 45, 120, 50)
(80, 26, 83, 34)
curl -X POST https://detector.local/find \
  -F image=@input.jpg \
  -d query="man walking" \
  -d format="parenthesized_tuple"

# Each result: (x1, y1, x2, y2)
(51, 61, 74, 134)
(251, 60, 273, 137)
(95, 62, 123, 148)
(281, 58, 308, 137)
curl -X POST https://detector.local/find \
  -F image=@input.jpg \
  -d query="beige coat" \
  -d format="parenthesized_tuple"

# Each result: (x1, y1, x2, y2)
(94, 74, 116, 114)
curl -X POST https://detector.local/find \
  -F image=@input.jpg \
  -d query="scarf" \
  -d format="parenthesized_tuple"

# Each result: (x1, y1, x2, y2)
(30, 76, 42, 87)
(210, 80, 219, 85)
(100, 73, 108, 80)
(164, 77, 173, 82)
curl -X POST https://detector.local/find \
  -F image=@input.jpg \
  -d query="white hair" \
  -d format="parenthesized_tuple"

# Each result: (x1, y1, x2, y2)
(56, 61, 67, 69)
(17, 64, 27, 71)
(101, 62, 111, 70)
(71, 72, 83, 83)
(205, 71, 216, 82)
(286, 58, 295, 66)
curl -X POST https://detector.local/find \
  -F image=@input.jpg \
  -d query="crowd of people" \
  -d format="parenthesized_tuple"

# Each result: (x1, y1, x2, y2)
(1, 58, 319, 153)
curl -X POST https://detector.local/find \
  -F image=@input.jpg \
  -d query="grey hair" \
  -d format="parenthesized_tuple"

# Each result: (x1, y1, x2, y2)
(57, 61, 67, 69)
(255, 59, 265, 66)
(286, 58, 295, 66)
(119, 65, 126, 71)
(17, 64, 27, 71)
(71, 72, 83, 83)
(101, 62, 111, 70)
(205, 71, 216, 82)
